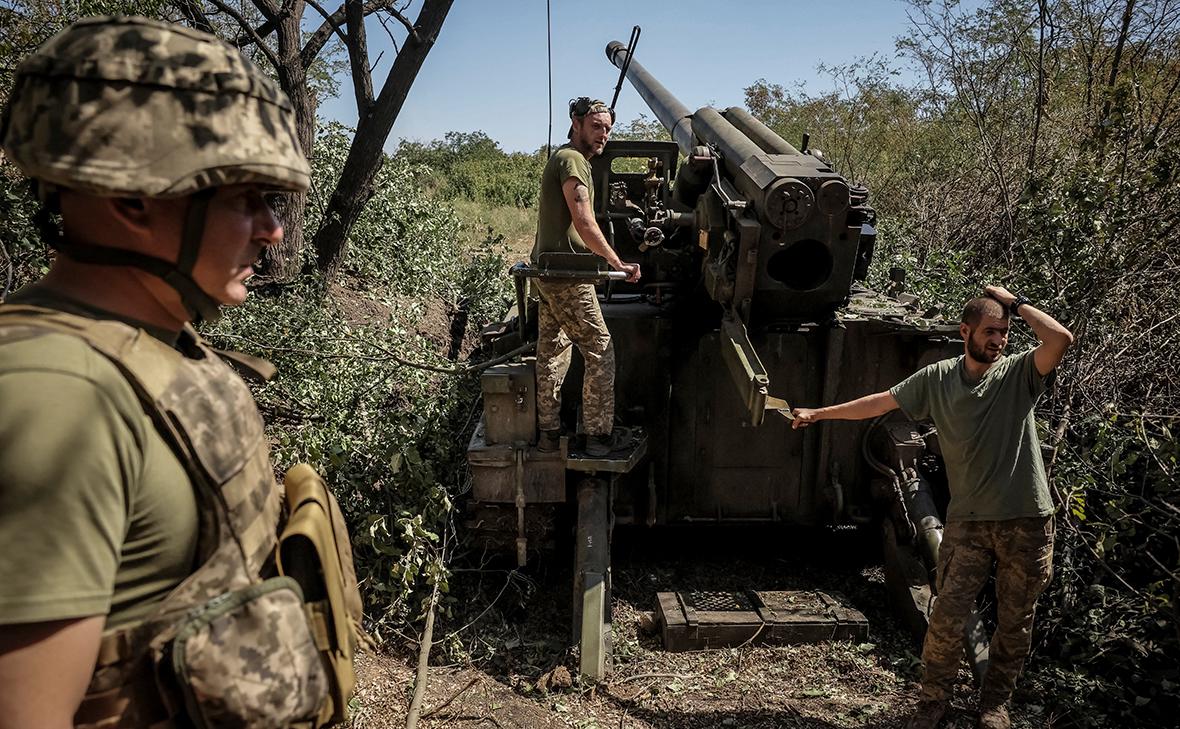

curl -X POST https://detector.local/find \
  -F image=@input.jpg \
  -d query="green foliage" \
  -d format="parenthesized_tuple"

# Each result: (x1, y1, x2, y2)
(0, 166, 45, 296)
(308, 122, 485, 292)
(1032, 413, 1178, 727)
(208, 285, 452, 626)
(611, 113, 672, 143)
(396, 131, 546, 209)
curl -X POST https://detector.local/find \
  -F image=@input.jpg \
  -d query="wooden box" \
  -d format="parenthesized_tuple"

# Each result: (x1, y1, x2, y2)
(656, 589, 869, 652)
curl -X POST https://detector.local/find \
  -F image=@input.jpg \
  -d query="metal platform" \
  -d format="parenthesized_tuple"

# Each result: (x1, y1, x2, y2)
(566, 429, 648, 474)
(655, 589, 869, 652)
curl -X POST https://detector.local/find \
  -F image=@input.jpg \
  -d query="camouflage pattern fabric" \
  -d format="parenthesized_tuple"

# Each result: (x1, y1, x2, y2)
(919, 517, 1055, 705)
(0, 306, 318, 728)
(574, 99, 612, 118)
(0, 15, 309, 197)
(534, 280, 615, 436)
(173, 578, 327, 728)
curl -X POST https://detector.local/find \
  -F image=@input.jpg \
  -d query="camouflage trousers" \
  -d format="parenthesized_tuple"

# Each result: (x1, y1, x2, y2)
(533, 280, 615, 436)
(920, 516, 1055, 706)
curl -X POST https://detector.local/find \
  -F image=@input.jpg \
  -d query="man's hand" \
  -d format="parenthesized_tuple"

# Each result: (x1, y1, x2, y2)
(619, 262, 641, 283)
(789, 392, 899, 431)
(985, 285, 1016, 307)
(790, 408, 820, 429)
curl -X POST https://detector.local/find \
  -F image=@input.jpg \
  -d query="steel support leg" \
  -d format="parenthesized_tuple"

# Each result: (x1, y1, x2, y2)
(573, 476, 612, 680)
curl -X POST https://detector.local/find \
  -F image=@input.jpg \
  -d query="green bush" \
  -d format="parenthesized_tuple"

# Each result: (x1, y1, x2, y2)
(396, 131, 545, 209)
(0, 168, 46, 297)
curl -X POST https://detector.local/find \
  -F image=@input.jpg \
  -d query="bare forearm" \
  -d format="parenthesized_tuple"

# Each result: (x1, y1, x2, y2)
(816, 391, 898, 421)
(570, 210, 624, 269)
(1020, 303, 1074, 349)
(791, 392, 899, 430)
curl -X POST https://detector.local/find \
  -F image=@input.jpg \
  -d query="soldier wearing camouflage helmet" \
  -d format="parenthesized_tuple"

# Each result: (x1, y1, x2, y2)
(531, 97, 640, 457)
(0, 16, 355, 728)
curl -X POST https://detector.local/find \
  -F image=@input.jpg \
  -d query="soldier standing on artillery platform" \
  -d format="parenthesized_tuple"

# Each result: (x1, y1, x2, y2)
(0, 17, 356, 728)
(531, 97, 641, 457)
(791, 287, 1073, 729)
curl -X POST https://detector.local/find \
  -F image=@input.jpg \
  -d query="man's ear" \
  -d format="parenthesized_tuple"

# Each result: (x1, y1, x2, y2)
(960, 322, 971, 341)
(107, 197, 151, 233)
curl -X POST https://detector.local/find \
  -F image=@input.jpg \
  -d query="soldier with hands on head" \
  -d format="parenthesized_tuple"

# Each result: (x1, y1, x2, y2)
(791, 286, 1073, 729)
(0, 16, 357, 729)
(532, 97, 640, 457)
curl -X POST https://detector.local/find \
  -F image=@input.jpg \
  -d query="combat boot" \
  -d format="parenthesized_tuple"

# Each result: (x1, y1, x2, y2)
(537, 429, 562, 453)
(977, 702, 1010, 729)
(904, 699, 947, 729)
(585, 427, 634, 457)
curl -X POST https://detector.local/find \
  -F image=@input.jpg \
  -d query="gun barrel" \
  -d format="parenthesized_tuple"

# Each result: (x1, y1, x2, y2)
(606, 41, 694, 154)
(723, 107, 801, 155)
(691, 107, 763, 179)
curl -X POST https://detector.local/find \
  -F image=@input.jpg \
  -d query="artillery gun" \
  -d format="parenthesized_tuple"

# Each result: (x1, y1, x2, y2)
(466, 41, 988, 681)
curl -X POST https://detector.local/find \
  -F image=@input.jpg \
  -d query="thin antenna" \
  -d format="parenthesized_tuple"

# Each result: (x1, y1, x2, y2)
(609, 25, 641, 112)
(546, 0, 553, 158)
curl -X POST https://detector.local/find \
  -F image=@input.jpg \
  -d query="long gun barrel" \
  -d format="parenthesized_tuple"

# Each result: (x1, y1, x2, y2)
(723, 107, 801, 155)
(606, 41, 763, 182)
(605, 41, 694, 153)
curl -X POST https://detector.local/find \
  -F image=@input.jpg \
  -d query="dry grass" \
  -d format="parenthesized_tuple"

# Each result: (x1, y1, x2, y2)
(451, 199, 536, 262)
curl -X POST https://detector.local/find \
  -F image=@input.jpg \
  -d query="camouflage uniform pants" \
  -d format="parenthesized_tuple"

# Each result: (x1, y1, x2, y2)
(533, 280, 614, 436)
(920, 516, 1055, 705)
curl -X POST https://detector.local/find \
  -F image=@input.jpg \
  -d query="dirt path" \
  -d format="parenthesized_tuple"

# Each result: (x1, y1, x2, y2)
(347, 529, 1053, 728)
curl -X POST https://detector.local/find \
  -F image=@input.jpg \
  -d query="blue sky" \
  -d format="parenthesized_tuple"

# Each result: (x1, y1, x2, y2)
(318, 0, 920, 153)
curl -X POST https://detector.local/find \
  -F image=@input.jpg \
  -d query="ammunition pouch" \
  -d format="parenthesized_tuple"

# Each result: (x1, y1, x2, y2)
(165, 577, 328, 728)
(277, 464, 366, 727)
(78, 465, 362, 729)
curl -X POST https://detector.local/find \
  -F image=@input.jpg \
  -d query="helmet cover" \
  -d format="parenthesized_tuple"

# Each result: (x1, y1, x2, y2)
(1, 15, 310, 197)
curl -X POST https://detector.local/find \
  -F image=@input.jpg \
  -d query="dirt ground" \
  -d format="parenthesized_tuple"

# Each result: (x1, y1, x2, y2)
(347, 528, 1056, 729)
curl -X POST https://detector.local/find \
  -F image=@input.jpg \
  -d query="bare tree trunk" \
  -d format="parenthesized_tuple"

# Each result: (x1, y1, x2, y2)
(267, 0, 315, 282)
(312, 0, 455, 278)
(1027, 0, 1050, 181)
(1098, 0, 1137, 151)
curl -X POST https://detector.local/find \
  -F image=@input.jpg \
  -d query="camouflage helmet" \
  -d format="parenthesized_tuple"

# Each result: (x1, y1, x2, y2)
(1, 15, 309, 196)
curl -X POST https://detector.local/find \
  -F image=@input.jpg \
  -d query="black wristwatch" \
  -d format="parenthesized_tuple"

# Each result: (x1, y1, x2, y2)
(1010, 294, 1032, 319)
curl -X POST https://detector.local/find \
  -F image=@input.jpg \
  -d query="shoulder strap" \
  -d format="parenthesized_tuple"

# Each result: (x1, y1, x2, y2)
(0, 305, 205, 469)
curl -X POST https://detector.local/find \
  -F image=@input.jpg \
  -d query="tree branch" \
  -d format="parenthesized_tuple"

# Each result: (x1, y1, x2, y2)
(206, 0, 280, 69)
(344, 0, 375, 115)
(176, 0, 214, 33)
(302, 0, 389, 69)
(387, 6, 420, 43)
(303, 0, 350, 58)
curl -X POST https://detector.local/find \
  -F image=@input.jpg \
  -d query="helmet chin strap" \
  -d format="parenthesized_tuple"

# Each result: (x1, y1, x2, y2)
(43, 188, 223, 325)
(171, 188, 222, 324)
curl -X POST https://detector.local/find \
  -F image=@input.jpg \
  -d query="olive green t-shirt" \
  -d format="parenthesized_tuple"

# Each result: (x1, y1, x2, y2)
(889, 349, 1054, 522)
(0, 290, 198, 628)
(530, 145, 594, 263)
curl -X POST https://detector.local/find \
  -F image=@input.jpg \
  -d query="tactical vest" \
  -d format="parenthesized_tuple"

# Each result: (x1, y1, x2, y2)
(0, 305, 359, 729)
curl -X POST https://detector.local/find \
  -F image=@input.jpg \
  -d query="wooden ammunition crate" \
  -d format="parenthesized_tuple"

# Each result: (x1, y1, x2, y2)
(655, 590, 869, 652)
(467, 422, 566, 503)
(480, 361, 537, 446)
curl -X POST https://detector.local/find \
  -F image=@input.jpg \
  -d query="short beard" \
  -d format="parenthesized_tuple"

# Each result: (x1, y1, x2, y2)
(575, 136, 600, 158)
(966, 337, 1001, 364)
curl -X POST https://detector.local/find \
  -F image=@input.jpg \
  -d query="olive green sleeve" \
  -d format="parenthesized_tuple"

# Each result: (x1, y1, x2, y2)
(890, 363, 934, 421)
(555, 148, 591, 188)
(0, 369, 141, 624)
